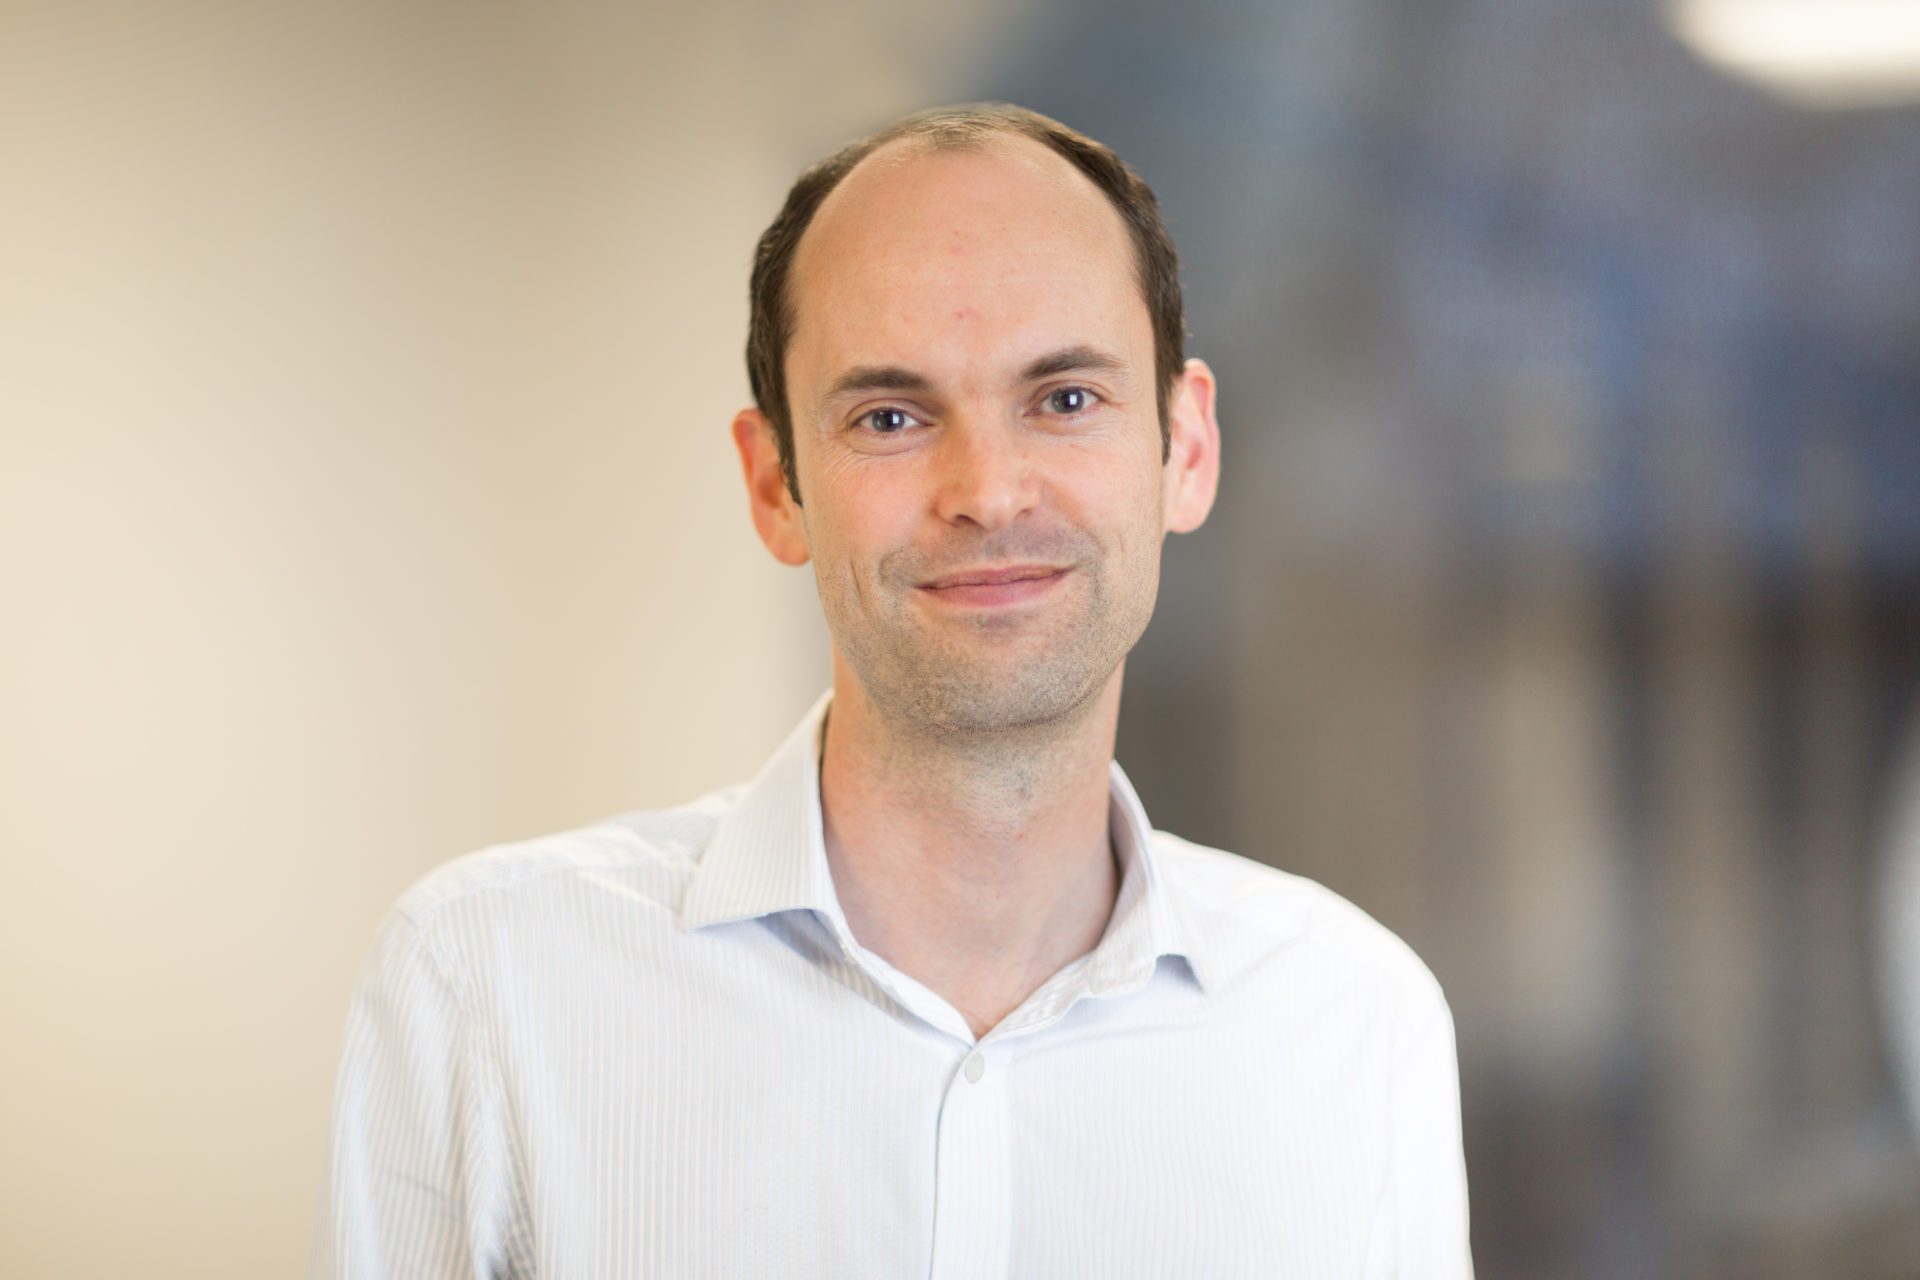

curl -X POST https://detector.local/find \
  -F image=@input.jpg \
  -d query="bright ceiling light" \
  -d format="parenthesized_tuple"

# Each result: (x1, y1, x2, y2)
(1666, 0, 1920, 107)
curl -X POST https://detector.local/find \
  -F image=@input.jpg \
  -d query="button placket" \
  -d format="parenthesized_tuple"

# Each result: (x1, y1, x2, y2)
(928, 1045, 1013, 1280)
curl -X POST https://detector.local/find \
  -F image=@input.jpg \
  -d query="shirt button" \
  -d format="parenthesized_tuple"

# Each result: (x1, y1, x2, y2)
(963, 1052, 986, 1084)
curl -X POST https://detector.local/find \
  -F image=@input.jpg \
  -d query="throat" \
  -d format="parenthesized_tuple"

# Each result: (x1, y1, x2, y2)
(817, 688, 1124, 1036)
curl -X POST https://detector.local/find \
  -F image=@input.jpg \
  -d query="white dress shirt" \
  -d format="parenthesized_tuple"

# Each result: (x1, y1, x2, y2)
(312, 694, 1472, 1278)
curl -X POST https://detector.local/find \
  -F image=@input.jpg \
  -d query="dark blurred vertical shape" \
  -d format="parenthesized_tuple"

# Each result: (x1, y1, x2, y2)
(1795, 432, 1875, 1118)
(1642, 363, 1769, 1228)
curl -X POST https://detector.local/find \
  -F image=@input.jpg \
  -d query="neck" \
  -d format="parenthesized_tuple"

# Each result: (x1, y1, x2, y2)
(819, 655, 1124, 1039)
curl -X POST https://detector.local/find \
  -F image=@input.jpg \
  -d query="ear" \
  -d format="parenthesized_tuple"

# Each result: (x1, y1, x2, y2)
(732, 408, 811, 566)
(1162, 358, 1221, 534)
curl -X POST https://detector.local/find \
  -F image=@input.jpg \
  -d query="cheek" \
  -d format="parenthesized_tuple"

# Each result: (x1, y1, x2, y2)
(803, 467, 916, 568)
(1061, 453, 1165, 549)
(1105, 484, 1170, 599)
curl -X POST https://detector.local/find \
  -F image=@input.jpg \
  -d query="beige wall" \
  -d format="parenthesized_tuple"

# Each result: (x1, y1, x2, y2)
(0, 2, 1006, 1274)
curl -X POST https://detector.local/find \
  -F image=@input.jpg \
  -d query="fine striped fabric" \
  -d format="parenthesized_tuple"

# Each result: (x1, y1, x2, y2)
(311, 693, 1472, 1279)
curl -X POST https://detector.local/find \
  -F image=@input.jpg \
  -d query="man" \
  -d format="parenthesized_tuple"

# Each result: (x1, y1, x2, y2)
(313, 104, 1471, 1278)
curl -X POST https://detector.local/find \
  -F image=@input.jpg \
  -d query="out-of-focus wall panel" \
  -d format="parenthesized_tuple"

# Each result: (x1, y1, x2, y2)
(1, 9, 536, 1274)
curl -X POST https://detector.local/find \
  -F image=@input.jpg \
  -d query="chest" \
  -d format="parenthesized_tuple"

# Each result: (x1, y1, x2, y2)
(486, 930, 1392, 1279)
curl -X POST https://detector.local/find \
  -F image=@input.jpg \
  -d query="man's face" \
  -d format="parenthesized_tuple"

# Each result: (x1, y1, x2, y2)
(751, 136, 1214, 734)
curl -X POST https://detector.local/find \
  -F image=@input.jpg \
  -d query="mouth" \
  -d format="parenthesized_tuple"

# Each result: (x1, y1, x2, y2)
(915, 563, 1071, 607)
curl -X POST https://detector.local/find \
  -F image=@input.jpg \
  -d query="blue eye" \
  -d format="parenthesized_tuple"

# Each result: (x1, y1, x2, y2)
(1046, 388, 1092, 414)
(863, 408, 912, 433)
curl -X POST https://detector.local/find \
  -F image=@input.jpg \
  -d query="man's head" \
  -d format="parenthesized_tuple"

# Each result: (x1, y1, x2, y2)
(731, 105, 1219, 735)
(747, 104, 1185, 502)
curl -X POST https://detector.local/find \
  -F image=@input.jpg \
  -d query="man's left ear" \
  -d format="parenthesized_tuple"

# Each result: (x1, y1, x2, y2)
(1162, 358, 1221, 534)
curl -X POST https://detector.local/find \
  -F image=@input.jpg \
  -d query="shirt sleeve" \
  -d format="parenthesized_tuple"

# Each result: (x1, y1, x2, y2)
(1367, 986, 1474, 1279)
(309, 911, 518, 1280)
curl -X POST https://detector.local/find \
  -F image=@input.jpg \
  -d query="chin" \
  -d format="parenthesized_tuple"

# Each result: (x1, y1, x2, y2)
(887, 652, 1119, 736)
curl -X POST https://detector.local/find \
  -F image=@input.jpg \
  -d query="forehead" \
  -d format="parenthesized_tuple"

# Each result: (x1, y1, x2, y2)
(786, 134, 1143, 375)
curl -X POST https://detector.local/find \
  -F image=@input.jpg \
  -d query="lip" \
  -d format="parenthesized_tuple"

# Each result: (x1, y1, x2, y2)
(915, 563, 1071, 607)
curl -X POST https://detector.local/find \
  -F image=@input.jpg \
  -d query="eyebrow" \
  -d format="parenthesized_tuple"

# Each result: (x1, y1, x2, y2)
(821, 366, 932, 405)
(1019, 345, 1127, 382)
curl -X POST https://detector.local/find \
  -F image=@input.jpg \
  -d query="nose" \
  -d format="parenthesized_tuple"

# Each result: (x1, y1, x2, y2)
(932, 418, 1039, 531)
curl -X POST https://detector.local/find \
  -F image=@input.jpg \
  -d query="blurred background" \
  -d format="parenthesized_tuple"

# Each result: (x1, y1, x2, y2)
(3, 0, 1918, 1275)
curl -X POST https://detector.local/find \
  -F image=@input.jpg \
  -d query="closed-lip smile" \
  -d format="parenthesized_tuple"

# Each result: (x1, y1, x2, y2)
(918, 563, 1067, 590)
(916, 563, 1071, 606)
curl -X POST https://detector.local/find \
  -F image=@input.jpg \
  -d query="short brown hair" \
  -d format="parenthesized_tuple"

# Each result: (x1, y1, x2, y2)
(746, 103, 1186, 500)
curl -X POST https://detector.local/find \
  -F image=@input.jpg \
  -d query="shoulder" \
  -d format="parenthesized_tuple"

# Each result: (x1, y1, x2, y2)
(387, 784, 746, 938)
(1152, 830, 1451, 1033)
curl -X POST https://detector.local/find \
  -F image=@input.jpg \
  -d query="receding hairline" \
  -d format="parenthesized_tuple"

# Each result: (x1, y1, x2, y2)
(785, 129, 1150, 362)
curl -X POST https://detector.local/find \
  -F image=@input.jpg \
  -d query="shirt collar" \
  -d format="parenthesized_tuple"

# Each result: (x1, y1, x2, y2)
(679, 692, 1212, 994)
(679, 691, 844, 932)
(1099, 758, 1215, 993)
